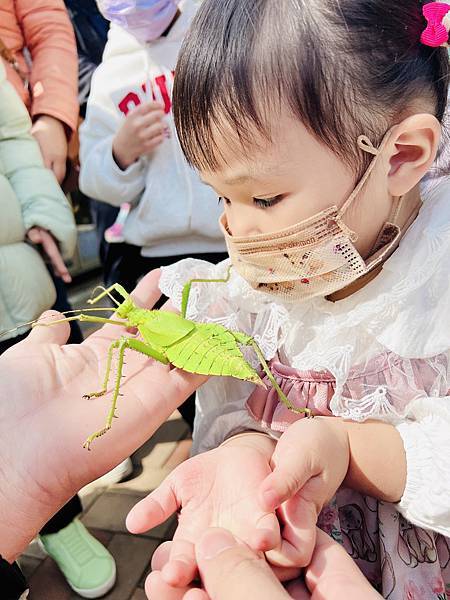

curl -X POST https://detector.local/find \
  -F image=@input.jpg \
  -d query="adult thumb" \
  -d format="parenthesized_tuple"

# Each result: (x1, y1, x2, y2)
(195, 529, 289, 600)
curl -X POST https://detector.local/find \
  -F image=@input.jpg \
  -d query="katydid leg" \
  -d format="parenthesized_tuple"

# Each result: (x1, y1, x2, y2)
(83, 339, 119, 400)
(84, 338, 128, 450)
(181, 265, 232, 318)
(32, 314, 130, 329)
(232, 332, 312, 417)
(88, 283, 130, 305)
(83, 336, 170, 449)
(252, 341, 312, 416)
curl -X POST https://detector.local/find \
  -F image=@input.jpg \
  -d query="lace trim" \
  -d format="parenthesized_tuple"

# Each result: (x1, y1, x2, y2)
(338, 386, 404, 423)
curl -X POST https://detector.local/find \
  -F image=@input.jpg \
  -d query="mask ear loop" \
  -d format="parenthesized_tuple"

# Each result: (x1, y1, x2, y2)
(358, 134, 404, 224)
(357, 135, 380, 156)
(334, 131, 393, 242)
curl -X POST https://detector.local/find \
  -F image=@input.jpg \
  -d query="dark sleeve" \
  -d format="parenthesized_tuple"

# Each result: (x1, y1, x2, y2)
(63, 0, 109, 114)
(77, 54, 98, 115)
(0, 557, 27, 600)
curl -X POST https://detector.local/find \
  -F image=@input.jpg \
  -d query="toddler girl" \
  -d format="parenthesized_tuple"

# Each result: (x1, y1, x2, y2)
(127, 1, 450, 598)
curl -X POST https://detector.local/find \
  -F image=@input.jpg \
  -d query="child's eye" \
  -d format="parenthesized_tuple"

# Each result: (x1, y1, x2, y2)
(218, 196, 231, 205)
(253, 195, 284, 209)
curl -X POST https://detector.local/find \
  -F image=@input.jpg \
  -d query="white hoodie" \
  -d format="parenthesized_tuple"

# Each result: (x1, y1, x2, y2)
(79, 0, 226, 258)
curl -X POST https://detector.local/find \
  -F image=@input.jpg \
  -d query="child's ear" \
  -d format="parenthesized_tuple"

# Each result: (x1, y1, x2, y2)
(386, 113, 441, 197)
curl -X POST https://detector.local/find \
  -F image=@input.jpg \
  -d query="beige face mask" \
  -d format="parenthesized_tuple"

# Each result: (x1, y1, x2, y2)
(220, 131, 418, 302)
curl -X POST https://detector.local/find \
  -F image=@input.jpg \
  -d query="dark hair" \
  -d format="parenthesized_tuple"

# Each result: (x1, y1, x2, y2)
(173, 0, 449, 175)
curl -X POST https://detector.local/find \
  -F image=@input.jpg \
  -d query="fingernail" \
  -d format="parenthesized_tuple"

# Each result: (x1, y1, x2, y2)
(198, 529, 237, 560)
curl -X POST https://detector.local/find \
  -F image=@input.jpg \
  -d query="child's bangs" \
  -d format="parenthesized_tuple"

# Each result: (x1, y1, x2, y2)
(173, 2, 288, 171)
(174, 82, 286, 172)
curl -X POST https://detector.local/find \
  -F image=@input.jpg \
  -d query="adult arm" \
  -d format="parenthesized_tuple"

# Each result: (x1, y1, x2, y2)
(0, 270, 206, 563)
(16, 0, 78, 133)
(0, 63, 76, 259)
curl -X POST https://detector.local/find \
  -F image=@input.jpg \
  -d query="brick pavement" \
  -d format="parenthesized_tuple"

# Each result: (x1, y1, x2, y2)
(19, 413, 192, 599)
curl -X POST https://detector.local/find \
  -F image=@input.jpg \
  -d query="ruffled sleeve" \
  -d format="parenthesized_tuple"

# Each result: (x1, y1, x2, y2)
(396, 395, 450, 536)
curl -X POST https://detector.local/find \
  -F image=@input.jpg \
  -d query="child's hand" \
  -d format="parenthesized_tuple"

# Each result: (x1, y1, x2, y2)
(31, 115, 68, 183)
(112, 101, 166, 169)
(260, 417, 350, 568)
(126, 433, 283, 589)
(26, 226, 71, 283)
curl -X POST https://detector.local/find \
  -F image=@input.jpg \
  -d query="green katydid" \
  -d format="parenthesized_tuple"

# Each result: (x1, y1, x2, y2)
(9, 269, 311, 448)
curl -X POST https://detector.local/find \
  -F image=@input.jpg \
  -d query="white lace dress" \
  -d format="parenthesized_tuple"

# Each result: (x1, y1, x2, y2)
(160, 180, 450, 599)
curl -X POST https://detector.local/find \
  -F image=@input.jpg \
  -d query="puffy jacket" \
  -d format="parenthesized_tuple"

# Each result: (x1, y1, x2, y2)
(0, 0, 78, 134)
(0, 63, 76, 339)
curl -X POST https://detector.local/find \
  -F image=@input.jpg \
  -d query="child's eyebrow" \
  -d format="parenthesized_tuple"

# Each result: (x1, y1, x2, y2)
(202, 168, 278, 188)
(223, 174, 255, 185)
(200, 173, 254, 187)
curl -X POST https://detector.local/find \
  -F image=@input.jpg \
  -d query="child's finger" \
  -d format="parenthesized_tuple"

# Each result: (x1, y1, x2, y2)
(259, 454, 316, 511)
(142, 135, 165, 152)
(251, 511, 281, 552)
(265, 498, 317, 568)
(126, 478, 178, 533)
(140, 123, 166, 144)
(162, 539, 198, 587)
(139, 111, 166, 129)
(134, 101, 164, 116)
(145, 570, 193, 600)
(36, 228, 72, 283)
(183, 590, 210, 600)
(271, 566, 303, 583)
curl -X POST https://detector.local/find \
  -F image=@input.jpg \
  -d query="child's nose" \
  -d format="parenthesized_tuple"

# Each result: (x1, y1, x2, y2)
(228, 211, 262, 237)
(230, 222, 261, 237)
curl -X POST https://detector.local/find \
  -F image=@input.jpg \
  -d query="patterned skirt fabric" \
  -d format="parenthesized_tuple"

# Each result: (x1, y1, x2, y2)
(318, 490, 449, 599)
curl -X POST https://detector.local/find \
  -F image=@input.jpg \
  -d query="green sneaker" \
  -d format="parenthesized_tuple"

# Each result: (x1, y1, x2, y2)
(39, 519, 116, 598)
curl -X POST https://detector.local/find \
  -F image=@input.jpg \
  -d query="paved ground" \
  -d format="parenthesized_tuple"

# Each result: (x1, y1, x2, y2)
(18, 272, 192, 599)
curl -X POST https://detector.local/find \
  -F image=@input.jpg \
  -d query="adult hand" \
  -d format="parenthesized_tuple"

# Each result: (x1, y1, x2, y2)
(0, 270, 205, 563)
(31, 115, 68, 183)
(146, 527, 382, 599)
(26, 226, 72, 283)
(112, 102, 166, 170)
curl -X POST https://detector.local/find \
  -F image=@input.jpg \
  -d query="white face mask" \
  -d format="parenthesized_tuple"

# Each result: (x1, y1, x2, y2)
(220, 132, 417, 302)
(97, 0, 180, 43)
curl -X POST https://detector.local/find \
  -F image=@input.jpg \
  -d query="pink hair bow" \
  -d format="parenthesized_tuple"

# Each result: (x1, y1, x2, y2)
(421, 2, 450, 48)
